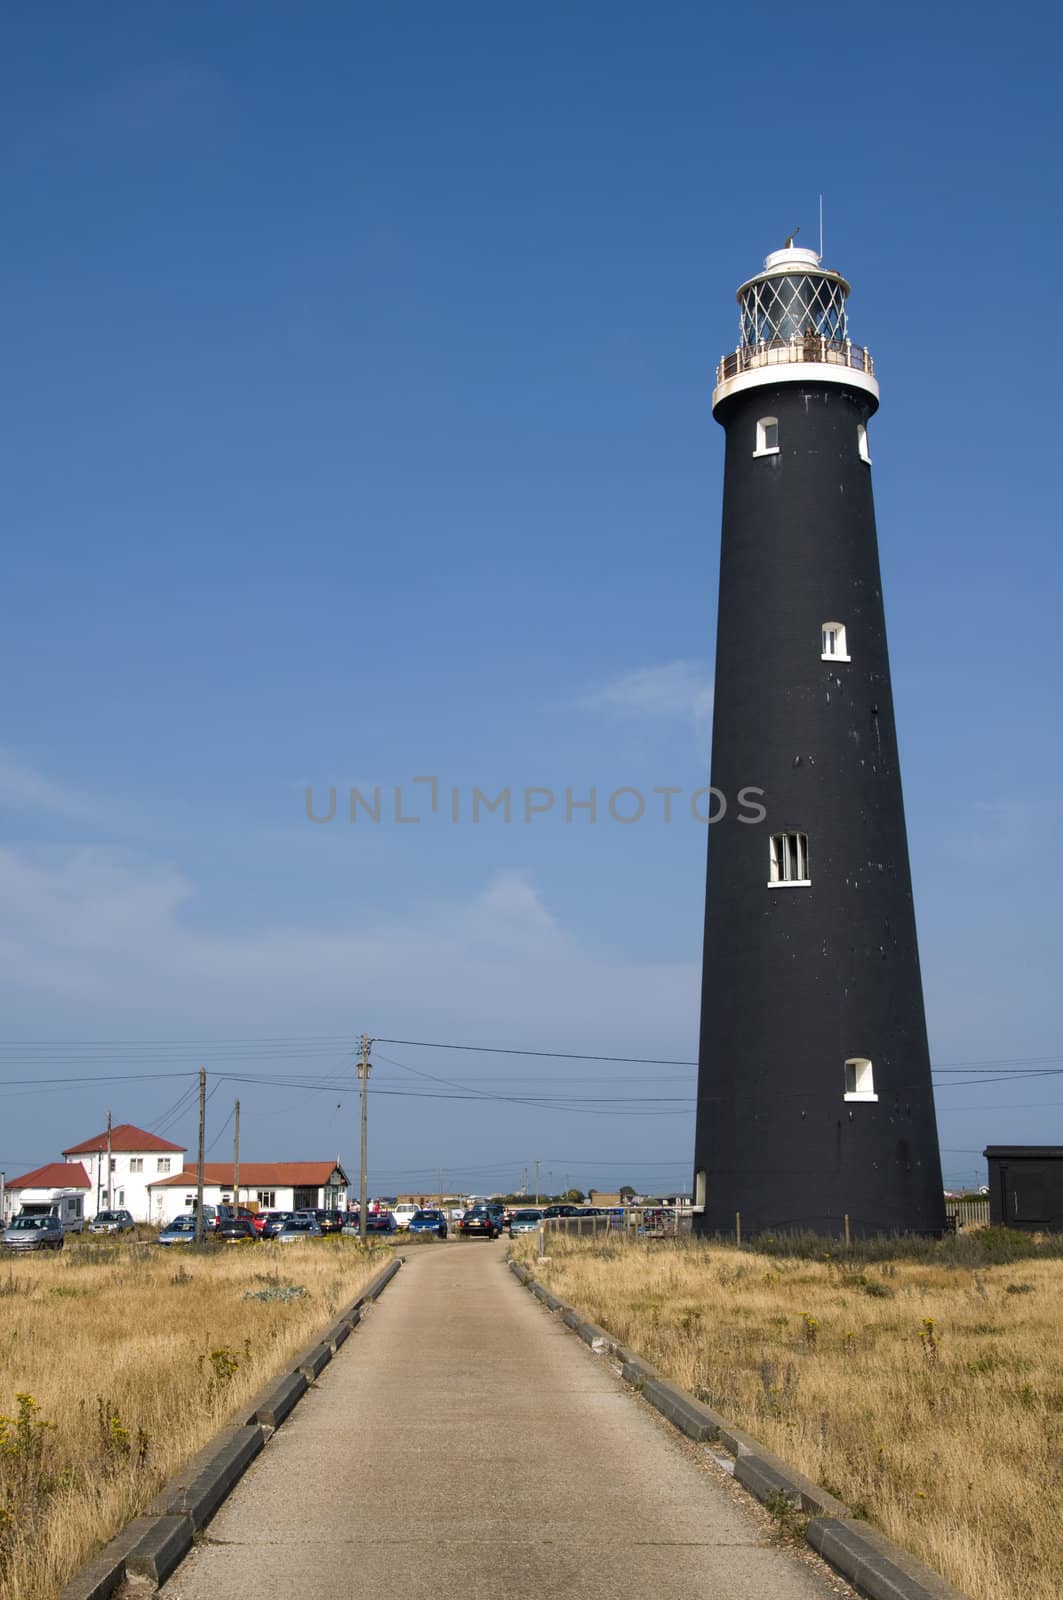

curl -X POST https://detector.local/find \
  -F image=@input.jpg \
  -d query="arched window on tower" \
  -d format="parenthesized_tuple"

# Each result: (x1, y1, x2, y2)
(821, 622, 849, 661)
(754, 416, 779, 457)
(857, 423, 871, 463)
(844, 1058, 877, 1102)
(768, 832, 810, 887)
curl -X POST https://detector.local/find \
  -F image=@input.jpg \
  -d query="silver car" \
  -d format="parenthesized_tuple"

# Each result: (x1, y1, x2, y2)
(157, 1216, 199, 1245)
(89, 1209, 136, 1235)
(273, 1218, 322, 1243)
(3, 1215, 64, 1251)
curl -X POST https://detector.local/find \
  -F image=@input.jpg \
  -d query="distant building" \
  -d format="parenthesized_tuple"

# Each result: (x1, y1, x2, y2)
(61, 1125, 186, 1222)
(984, 1147, 1063, 1232)
(149, 1161, 350, 1225)
(1, 1161, 91, 1226)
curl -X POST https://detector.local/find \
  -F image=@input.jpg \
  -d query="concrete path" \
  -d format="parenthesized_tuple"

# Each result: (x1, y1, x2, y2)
(161, 1240, 851, 1600)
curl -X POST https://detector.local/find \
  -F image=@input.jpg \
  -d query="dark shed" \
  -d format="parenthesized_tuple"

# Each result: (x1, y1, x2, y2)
(983, 1147, 1063, 1232)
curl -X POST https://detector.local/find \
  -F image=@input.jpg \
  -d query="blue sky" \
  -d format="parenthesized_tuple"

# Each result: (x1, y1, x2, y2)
(1, 2, 1060, 1195)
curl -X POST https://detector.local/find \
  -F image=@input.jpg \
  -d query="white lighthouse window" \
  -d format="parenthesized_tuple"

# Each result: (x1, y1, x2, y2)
(768, 831, 810, 886)
(844, 1058, 877, 1101)
(821, 622, 850, 661)
(857, 423, 871, 463)
(754, 417, 779, 457)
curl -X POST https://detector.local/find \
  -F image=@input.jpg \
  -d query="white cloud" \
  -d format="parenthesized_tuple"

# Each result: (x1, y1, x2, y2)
(0, 747, 101, 822)
(0, 844, 697, 1040)
(574, 661, 713, 723)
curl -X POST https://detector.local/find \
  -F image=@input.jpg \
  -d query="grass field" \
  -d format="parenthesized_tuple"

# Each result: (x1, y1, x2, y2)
(0, 1238, 386, 1600)
(514, 1232, 1063, 1600)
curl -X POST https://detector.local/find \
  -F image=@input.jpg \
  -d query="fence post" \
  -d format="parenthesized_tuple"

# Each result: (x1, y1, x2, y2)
(844, 1213, 851, 1249)
(735, 1211, 742, 1248)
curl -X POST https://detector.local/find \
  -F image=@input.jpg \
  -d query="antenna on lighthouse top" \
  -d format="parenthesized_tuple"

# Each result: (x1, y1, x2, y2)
(819, 194, 824, 262)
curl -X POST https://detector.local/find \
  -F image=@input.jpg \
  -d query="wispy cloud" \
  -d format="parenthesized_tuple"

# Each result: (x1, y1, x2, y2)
(573, 661, 713, 723)
(0, 748, 101, 822)
(0, 844, 696, 1038)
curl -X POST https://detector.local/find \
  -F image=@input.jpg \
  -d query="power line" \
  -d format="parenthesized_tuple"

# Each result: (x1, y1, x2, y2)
(375, 1037, 696, 1066)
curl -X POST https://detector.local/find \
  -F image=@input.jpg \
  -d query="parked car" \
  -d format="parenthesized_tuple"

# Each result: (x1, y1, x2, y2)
(458, 1205, 501, 1240)
(408, 1208, 448, 1238)
(214, 1205, 256, 1231)
(366, 1210, 397, 1233)
(184, 1204, 219, 1231)
(340, 1211, 396, 1235)
(295, 1208, 344, 1235)
(541, 1204, 583, 1219)
(257, 1210, 294, 1238)
(217, 1217, 258, 1244)
(508, 1208, 544, 1236)
(273, 1217, 322, 1243)
(391, 1204, 419, 1231)
(157, 1215, 200, 1244)
(88, 1209, 136, 1235)
(3, 1215, 64, 1251)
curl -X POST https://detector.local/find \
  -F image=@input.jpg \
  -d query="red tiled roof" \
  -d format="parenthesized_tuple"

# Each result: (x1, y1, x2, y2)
(5, 1162, 91, 1190)
(149, 1161, 347, 1189)
(62, 1124, 186, 1156)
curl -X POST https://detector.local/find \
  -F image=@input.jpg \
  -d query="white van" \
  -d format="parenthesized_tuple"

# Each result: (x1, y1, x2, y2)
(18, 1192, 85, 1234)
(392, 1203, 419, 1230)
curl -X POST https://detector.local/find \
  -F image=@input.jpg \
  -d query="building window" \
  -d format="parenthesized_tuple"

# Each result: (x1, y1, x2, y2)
(821, 622, 850, 662)
(754, 416, 779, 457)
(184, 1195, 195, 1207)
(116, 1189, 125, 1206)
(109, 1158, 116, 1172)
(129, 1157, 143, 1173)
(844, 1058, 877, 1101)
(257, 1190, 276, 1208)
(157, 1157, 171, 1174)
(857, 423, 871, 463)
(769, 832, 810, 886)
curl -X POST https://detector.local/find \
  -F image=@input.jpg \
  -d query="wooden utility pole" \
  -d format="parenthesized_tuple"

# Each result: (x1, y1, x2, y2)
(233, 1099, 241, 1210)
(105, 1110, 113, 1210)
(535, 1159, 541, 1207)
(195, 1069, 206, 1244)
(358, 1035, 372, 1243)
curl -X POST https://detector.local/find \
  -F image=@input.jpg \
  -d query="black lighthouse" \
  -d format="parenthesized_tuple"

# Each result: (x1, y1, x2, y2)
(692, 243, 945, 1239)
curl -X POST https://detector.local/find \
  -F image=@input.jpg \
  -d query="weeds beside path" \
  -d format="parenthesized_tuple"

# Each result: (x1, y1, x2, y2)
(514, 1233, 1063, 1600)
(0, 1239, 386, 1600)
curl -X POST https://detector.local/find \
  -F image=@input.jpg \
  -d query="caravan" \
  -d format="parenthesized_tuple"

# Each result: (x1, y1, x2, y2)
(17, 1192, 85, 1234)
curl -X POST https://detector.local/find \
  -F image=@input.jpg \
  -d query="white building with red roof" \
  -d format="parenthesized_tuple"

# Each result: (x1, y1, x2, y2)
(148, 1161, 349, 1226)
(61, 1124, 186, 1223)
(1, 1161, 91, 1227)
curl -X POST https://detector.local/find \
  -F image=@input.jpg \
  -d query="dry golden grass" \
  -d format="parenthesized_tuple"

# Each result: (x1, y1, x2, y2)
(0, 1238, 388, 1600)
(515, 1235, 1063, 1600)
